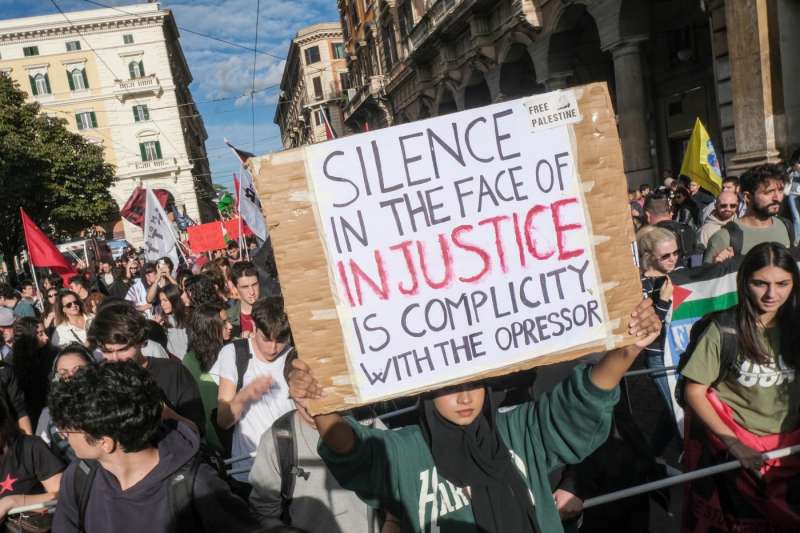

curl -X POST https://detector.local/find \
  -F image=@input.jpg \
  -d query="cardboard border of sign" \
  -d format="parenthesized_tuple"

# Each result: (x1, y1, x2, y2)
(253, 82, 642, 414)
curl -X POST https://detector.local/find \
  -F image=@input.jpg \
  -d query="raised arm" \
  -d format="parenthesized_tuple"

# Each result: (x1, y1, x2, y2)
(287, 358, 355, 455)
(589, 297, 662, 390)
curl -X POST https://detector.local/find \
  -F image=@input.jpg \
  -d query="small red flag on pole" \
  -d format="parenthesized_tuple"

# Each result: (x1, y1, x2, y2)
(20, 208, 78, 286)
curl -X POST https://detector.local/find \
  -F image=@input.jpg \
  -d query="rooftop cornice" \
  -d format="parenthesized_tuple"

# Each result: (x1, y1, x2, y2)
(0, 12, 166, 43)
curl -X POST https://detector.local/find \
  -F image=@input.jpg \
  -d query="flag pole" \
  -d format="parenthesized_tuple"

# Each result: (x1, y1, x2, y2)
(19, 209, 44, 308)
(236, 176, 249, 261)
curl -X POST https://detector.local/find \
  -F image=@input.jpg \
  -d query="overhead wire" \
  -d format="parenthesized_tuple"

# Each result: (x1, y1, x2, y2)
(251, 0, 261, 151)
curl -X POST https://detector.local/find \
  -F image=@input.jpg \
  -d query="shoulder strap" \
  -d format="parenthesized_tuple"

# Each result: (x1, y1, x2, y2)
(75, 460, 100, 533)
(777, 215, 796, 246)
(272, 411, 298, 524)
(711, 309, 739, 389)
(723, 221, 743, 255)
(233, 339, 252, 393)
(167, 455, 202, 531)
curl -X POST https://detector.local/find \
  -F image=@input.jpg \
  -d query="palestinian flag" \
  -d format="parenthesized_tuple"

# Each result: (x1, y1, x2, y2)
(663, 259, 742, 432)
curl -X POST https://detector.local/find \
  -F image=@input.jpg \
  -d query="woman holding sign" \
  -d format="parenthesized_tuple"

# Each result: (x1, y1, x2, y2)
(287, 299, 661, 533)
(680, 242, 800, 531)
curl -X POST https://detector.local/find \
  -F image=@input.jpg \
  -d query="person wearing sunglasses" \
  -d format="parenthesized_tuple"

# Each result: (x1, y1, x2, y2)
(635, 226, 682, 456)
(51, 290, 91, 348)
(42, 288, 59, 336)
(699, 190, 740, 247)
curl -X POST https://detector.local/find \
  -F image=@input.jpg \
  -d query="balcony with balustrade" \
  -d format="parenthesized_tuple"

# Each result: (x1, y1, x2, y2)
(113, 74, 163, 101)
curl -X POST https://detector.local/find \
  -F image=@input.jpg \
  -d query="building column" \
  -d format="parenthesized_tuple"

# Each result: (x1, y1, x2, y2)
(609, 39, 653, 189)
(725, 0, 782, 173)
(543, 72, 572, 91)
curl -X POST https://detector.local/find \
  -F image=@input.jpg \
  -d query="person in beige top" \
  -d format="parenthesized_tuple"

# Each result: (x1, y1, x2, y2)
(699, 190, 738, 247)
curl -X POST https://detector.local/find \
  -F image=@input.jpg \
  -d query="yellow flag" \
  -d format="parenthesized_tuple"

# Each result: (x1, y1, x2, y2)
(679, 118, 722, 196)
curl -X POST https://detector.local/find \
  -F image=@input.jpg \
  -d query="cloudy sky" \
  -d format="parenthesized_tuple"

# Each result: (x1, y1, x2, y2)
(2, 0, 341, 192)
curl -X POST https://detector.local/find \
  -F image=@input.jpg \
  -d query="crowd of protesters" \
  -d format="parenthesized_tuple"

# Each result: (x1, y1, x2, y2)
(0, 162, 795, 532)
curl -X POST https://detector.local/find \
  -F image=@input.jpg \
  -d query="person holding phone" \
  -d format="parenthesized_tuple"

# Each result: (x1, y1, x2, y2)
(635, 226, 681, 455)
(146, 257, 177, 306)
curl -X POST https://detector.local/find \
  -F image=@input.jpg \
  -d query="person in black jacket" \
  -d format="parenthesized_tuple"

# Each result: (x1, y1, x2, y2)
(49, 361, 260, 533)
(88, 299, 205, 435)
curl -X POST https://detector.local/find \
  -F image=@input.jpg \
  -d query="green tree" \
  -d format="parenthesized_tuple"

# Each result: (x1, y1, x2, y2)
(0, 76, 117, 281)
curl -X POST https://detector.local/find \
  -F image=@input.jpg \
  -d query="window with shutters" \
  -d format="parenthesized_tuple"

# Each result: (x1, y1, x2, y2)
(140, 140, 162, 161)
(75, 111, 97, 130)
(312, 76, 323, 100)
(133, 104, 150, 122)
(30, 73, 51, 96)
(332, 43, 346, 60)
(23, 46, 39, 57)
(129, 60, 144, 79)
(69, 68, 88, 91)
(304, 46, 321, 65)
(66, 41, 81, 52)
(123, 34, 134, 44)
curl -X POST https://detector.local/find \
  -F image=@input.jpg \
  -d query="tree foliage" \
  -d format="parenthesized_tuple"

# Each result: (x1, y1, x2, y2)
(0, 76, 117, 276)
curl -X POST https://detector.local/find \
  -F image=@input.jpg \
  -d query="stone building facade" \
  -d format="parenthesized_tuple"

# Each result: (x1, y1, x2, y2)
(336, 0, 800, 187)
(0, 3, 216, 244)
(274, 22, 349, 148)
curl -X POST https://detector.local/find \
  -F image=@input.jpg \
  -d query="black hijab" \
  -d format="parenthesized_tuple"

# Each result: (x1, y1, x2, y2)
(419, 384, 538, 532)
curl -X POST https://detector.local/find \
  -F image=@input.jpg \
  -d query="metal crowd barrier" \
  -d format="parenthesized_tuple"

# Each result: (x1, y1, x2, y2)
(583, 444, 800, 509)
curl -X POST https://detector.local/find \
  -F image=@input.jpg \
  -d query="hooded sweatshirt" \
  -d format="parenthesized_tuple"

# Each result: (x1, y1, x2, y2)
(319, 365, 618, 533)
(699, 212, 736, 248)
(53, 422, 259, 533)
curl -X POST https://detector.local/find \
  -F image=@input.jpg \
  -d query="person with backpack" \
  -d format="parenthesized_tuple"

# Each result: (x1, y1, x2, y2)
(249, 397, 388, 532)
(704, 164, 794, 264)
(48, 360, 261, 533)
(287, 299, 662, 533)
(644, 194, 700, 267)
(211, 297, 295, 482)
(680, 242, 800, 530)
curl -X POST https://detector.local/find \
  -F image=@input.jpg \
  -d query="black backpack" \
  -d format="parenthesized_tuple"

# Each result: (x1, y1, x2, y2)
(271, 411, 300, 525)
(73, 454, 203, 533)
(674, 307, 739, 407)
(656, 220, 699, 267)
(723, 216, 795, 254)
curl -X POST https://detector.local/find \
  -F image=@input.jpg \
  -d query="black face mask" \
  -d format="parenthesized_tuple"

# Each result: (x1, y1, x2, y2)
(419, 386, 538, 532)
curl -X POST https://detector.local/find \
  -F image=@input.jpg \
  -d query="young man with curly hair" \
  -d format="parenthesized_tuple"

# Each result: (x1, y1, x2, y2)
(49, 361, 260, 532)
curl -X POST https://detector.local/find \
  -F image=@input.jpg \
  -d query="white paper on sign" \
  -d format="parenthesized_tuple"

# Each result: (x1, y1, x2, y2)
(523, 90, 582, 133)
(305, 92, 604, 402)
(143, 187, 179, 268)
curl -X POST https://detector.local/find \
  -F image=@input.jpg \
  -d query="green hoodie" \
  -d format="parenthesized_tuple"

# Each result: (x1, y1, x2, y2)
(319, 365, 618, 533)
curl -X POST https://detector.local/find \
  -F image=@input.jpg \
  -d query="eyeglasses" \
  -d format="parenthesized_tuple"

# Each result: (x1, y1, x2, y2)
(658, 250, 680, 262)
(47, 292, 57, 298)
(62, 300, 79, 309)
(719, 203, 738, 209)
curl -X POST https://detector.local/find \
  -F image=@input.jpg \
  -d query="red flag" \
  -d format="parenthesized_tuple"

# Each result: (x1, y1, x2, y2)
(233, 174, 240, 207)
(362, 121, 370, 132)
(120, 185, 171, 227)
(20, 208, 78, 285)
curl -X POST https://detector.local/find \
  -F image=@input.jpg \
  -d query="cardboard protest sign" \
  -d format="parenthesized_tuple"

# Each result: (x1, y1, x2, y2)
(253, 83, 641, 413)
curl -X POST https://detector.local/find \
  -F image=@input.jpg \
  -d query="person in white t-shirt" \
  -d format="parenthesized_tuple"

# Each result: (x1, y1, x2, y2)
(211, 297, 294, 481)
